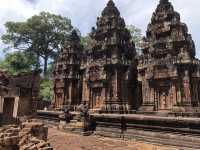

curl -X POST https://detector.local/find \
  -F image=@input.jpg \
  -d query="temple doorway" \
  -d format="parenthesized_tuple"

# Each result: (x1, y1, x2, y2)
(159, 91, 167, 110)
(157, 88, 172, 110)
(3, 97, 15, 117)
(92, 88, 102, 109)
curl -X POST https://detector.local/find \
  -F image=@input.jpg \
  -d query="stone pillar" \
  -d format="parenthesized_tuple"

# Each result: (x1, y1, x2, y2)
(191, 79, 198, 105)
(140, 78, 155, 111)
(182, 70, 191, 105)
(69, 82, 72, 105)
(171, 84, 177, 106)
(141, 79, 146, 103)
(154, 90, 159, 111)
(143, 79, 150, 104)
(176, 82, 182, 104)
(114, 69, 118, 101)
(196, 80, 199, 105)
(13, 97, 19, 118)
(0, 96, 4, 113)
(82, 76, 91, 109)
(101, 88, 106, 109)
(150, 87, 155, 104)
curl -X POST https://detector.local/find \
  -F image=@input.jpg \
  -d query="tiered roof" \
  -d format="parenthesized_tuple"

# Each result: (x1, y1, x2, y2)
(144, 0, 195, 59)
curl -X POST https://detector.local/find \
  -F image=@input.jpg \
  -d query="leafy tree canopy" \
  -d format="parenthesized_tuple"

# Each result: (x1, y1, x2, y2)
(40, 76, 53, 102)
(126, 25, 143, 55)
(1, 11, 73, 75)
(0, 51, 37, 75)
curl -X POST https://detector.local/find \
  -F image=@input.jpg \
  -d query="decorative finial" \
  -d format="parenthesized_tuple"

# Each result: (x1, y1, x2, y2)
(70, 29, 80, 42)
(160, 0, 169, 3)
(107, 0, 115, 7)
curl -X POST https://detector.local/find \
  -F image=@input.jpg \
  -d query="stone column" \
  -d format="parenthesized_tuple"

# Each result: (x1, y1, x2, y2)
(182, 70, 191, 105)
(13, 97, 19, 118)
(196, 80, 199, 105)
(0, 96, 4, 113)
(171, 84, 177, 106)
(150, 87, 155, 105)
(114, 69, 118, 101)
(82, 79, 89, 104)
(69, 82, 72, 105)
(141, 79, 146, 103)
(143, 80, 150, 104)
(176, 82, 182, 104)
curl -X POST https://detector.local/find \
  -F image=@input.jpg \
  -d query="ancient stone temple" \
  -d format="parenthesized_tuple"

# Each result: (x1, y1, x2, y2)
(53, 30, 83, 109)
(81, 0, 137, 112)
(138, 0, 200, 112)
(0, 71, 40, 119)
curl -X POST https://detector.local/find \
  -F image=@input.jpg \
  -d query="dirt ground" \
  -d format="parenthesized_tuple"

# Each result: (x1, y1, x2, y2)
(48, 127, 180, 150)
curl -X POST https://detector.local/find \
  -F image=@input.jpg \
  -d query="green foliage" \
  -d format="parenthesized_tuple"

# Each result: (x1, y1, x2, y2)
(126, 25, 143, 55)
(2, 11, 73, 75)
(0, 51, 37, 75)
(40, 76, 53, 101)
(81, 35, 93, 50)
(39, 62, 54, 101)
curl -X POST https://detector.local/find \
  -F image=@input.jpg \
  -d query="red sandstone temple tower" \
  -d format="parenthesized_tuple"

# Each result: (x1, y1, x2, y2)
(138, 0, 200, 112)
(82, 0, 137, 112)
(53, 30, 83, 108)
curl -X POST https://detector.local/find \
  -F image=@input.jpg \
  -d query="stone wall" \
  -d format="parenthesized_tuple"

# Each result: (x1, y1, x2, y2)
(91, 114, 200, 149)
(0, 70, 41, 119)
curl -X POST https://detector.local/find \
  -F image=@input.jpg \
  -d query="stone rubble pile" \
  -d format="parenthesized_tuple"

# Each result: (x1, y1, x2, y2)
(0, 121, 53, 150)
(0, 125, 20, 150)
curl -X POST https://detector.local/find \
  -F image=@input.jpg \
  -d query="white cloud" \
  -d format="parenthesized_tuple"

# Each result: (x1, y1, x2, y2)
(0, 0, 200, 57)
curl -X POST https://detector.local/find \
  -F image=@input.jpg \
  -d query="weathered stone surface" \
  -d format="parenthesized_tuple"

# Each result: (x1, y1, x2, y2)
(53, 30, 83, 109)
(51, 0, 200, 114)
(91, 113, 200, 149)
(81, 0, 138, 113)
(138, 0, 200, 112)
(0, 70, 40, 120)
(0, 121, 53, 150)
(52, 0, 139, 113)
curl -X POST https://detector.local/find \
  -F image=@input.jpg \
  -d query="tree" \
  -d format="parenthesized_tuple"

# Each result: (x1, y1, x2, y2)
(2, 11, 73, 75)
(126, 25, 143, 55)
(40, 76, 53, 101)
(39, 62, 54, 101)
(81, 35, 93, 50)
(0, 51, 37, 75)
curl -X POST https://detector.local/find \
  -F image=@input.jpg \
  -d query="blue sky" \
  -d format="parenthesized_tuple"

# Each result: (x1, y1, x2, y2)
(0, 0, 200, 58)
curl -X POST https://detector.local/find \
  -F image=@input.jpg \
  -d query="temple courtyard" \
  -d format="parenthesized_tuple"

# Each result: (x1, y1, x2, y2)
(48, 127, 180, 150)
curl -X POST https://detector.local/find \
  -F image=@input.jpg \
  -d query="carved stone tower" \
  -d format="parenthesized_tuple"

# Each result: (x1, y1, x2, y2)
(53, 30, 83, 109)
(82, 0, 137, 113)
(138, 0, 200, 112)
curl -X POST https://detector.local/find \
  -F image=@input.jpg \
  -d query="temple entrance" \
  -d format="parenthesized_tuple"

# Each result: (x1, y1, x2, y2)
(91, 88, 102, 109)
(3, 97, 15, 117)
(157, 88, 172, 111)
(159, 91, 167, 110)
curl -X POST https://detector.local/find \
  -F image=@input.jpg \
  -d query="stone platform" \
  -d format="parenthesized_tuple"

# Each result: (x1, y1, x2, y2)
(36, 110, 200, 149)
(91, 113, 200, 149)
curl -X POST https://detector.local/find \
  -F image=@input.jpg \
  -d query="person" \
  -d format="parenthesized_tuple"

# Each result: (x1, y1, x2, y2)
(79, 102, 90, 132)
(64, 106, 71, 123)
